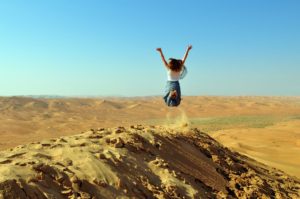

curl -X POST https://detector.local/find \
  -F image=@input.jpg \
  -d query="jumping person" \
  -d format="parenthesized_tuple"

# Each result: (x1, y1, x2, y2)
(156, 45, 192, 107)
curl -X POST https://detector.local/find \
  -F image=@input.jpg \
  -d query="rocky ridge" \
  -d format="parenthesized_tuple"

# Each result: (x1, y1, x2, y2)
(0, 125, 299, 198)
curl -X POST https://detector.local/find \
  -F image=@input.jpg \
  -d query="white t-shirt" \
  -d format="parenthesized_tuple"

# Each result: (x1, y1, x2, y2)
(167, 69, 181, 81)
(167, 65, 186, 81)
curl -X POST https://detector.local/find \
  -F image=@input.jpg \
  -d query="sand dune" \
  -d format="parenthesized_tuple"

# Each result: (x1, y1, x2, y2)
(0, 125, 299, 198)
(211, 119, 300, 178)
(126, 103, 142, 109)
(97, 100, 125, 109)
(1, 96, 300, 184)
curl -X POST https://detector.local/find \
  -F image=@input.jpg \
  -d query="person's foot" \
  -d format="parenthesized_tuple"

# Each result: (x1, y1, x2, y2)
(169, 90, 177, 99)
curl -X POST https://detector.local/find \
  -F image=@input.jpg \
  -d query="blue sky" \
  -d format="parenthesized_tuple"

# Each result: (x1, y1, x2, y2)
(0, 0, 299, 96)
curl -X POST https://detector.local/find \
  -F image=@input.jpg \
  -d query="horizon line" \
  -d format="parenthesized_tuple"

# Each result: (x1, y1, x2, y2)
(0, 95, 300, 99)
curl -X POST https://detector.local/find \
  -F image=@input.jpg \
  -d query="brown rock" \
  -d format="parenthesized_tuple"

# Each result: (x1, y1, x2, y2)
(70, 175, 80, 184)
(19, 163, 27, 167)
(96, 153, 106, 159)
(79, 191, 91, 199)
(72, 183, 81, 192)
(36, 172, 45, 181)
(56, 175, 65, 184)
(114, 137, 125, 148)
(58, 138, 67, 143)
(93, 178, 107, 187)
(0, 180, 28, 198)
(88, 134, 103, 139)
(0, 159, 12, 164)
(19, 179, 47, 199)
(61, 189, 72, 195)
(114, 127, 125, 134)
(26, 176, 38, 183)
(41, 143, 51, 147)
(212, 155, 219, 162)
(110, 138, 117, 144)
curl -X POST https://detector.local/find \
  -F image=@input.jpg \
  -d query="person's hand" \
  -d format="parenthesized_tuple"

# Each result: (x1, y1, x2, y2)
(156, 48, 162, 52)
(187, 45, 192, 50)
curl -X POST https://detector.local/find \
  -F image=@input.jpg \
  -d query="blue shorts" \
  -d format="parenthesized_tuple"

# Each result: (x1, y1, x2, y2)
(163, 81, 181, 107)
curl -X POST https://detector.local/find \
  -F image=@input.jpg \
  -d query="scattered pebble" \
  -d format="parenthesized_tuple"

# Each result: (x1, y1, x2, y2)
(114, 137, 125, 148)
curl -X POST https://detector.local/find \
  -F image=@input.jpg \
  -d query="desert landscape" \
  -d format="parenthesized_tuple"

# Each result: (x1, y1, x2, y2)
(0, 96, 300, 198)
(2, 0, 300, 197)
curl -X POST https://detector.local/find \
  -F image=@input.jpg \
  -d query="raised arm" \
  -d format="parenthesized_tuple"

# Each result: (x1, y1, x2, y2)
(156, 48, 169, 68)
(182, 45, 192, 65)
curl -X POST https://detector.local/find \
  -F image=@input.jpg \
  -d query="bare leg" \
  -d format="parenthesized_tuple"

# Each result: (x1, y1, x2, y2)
(169, 90, 177, 99)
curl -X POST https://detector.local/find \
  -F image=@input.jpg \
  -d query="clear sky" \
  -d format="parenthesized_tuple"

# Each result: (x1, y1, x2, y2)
(1, 0, 299, 96)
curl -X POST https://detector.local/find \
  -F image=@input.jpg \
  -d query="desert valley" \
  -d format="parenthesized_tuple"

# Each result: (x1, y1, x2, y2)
(0, 96, 300, 198)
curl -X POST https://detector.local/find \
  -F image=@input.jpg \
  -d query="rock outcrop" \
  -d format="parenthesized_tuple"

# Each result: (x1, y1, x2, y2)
(0, 125, 299, 198)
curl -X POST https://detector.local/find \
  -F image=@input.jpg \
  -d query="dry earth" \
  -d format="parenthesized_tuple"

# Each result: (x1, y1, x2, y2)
(0, 125, 299, 198)
(0, 96, 300, 179)
(1, 96, 299, 149)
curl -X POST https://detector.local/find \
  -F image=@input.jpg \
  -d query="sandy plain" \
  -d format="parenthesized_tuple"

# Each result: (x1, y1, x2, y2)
(0, 96, 300, 180)
(0, 96, 300, 196)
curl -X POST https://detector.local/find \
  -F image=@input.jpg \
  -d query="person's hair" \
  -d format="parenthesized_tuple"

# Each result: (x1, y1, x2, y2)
(168, 58, 183, 72)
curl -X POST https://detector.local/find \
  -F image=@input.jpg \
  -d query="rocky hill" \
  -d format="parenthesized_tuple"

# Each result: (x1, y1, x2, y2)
(0, 125, 299, 198)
